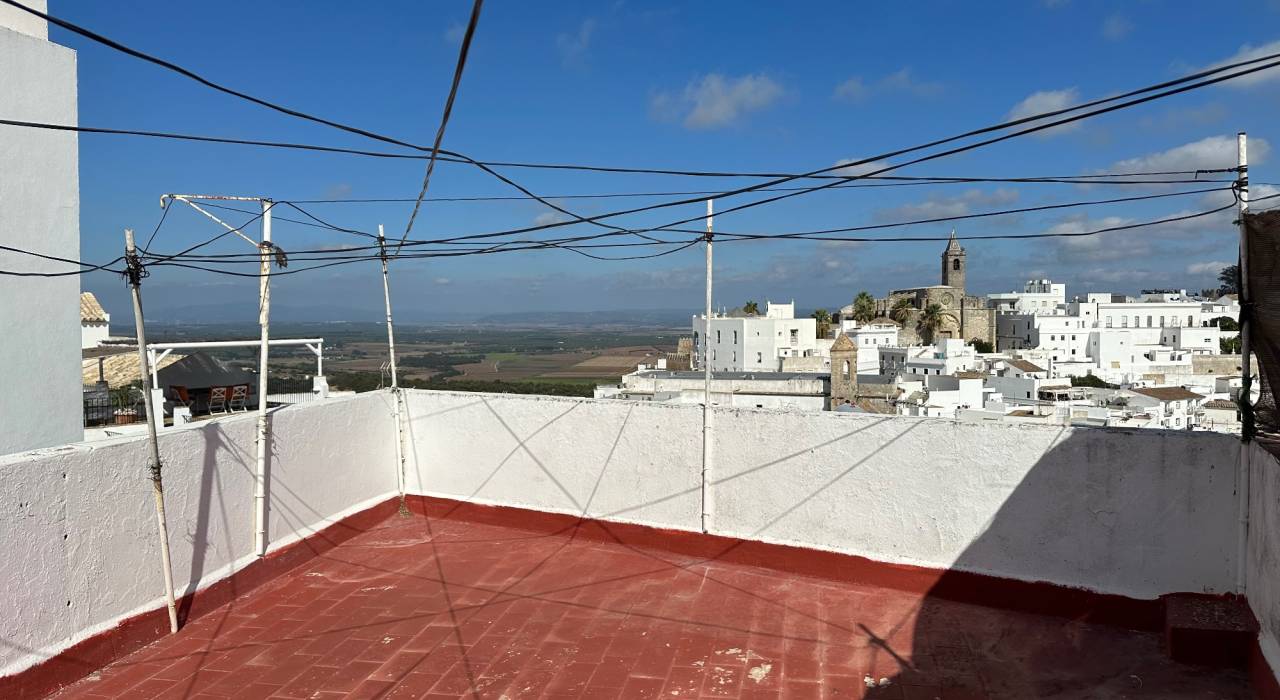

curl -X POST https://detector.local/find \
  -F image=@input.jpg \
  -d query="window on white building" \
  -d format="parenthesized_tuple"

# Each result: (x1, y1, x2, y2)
(756, 352, 762, 363)
(1146, 315, 1153, 327)
(716, 330, 721, 343)
(733, 330, 738, 344)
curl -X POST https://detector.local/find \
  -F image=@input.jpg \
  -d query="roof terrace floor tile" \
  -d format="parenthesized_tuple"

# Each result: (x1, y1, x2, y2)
(49, 511, 1251, 699)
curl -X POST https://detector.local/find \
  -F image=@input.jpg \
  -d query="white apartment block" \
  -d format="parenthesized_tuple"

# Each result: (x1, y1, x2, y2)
(692, 301, 818, 372)
(996, 290, 1225, 381)
(988, 279, 1066, 314)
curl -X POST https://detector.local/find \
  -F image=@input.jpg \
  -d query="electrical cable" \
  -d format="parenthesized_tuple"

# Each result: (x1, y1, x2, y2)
(143, 184, 1227, 262)
(399, 0, 482, 247)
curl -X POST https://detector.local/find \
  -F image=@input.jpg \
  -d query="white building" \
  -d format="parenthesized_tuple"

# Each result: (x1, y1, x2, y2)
(0, 1, 82, 455)
(594, 368, 828, 412)
(833, 318, 899, 372)
(996, 292, 1221, 382)
(988, 279, 1066, 314)
(880, 338, 980, 378)
(692, 301, 818, 372)
(1121, 386, 1206, 431)
(80, 292, 110, 349)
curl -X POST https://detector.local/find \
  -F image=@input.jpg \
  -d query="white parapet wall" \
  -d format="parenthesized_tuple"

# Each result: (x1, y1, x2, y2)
(404, 390, 704, 531)
(1248, 441, 1280, 682)
(403, 389, 1241, 602)
(0, 391, 399, 678)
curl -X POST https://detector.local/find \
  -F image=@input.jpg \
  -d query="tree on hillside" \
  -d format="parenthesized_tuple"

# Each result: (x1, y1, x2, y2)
(918, 303, 945, 342)
(852, 291, 876, 323)
(890, 296, 914, 324)
(811, 308, 832, 338)
(743, 300, 760, 315)
(1222, 336, 1242, 354)
(970, 339, 994, 353)
(1219, 263, 1239, 296)
(1211, 315, 1239, 331)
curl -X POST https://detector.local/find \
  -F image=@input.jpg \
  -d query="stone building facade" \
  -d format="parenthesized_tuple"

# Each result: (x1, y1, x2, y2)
(856, 231, 995, 347)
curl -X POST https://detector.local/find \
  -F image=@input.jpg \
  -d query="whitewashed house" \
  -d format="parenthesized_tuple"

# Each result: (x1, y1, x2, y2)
(80, 292, 110, 349)
(692, 301, 818, 372)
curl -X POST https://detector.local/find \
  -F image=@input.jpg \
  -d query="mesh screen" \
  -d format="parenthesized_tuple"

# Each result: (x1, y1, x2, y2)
(1245, 210, 1280, 442)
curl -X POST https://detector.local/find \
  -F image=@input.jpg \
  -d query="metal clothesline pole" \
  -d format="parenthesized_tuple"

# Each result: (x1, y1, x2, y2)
(378, 225, 410, 514)
(124, 228, 179, 634)
(701, 199, 714, 534)
(253, 199, 273, 557)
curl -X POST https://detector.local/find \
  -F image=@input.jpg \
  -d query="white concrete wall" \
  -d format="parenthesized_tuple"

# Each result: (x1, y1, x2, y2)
(403, 389, 1241, 601)
(1248, 442, 1280, 684)
(0, 15, 80, 456)
(403, 390, 703, 531)
(0, 0, 47, 40)
(0, 392, 399, 677)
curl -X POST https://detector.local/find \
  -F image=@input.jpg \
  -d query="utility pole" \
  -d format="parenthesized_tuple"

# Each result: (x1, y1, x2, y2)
(124, 229, 179, 633)
(378, 225, 410, 514)
(1235, 131, 1251, 595)
(701, 199, 714, 534)
(1238, 132, 1252, 440)
(253, 199, 272, 557)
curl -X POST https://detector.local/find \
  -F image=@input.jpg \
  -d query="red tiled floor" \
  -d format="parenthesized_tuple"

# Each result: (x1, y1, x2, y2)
(49, 510, 1251, 699)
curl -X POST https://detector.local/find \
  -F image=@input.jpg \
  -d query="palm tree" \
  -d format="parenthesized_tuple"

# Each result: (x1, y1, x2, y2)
(852, 291, 876, 323)
(917, 303, 945, 342)
(890, 296, 914, 325)
(811, 308, 831, 338)
(743, 300, 760, 315)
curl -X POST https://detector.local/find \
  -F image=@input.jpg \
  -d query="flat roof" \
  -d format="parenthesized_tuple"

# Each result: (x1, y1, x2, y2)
(46, 507, 1250, 699)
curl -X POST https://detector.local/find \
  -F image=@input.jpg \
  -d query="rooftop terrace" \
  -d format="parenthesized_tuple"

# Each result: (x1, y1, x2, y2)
(44, 503, 1252, 699)
(1, 390, 1278, 698)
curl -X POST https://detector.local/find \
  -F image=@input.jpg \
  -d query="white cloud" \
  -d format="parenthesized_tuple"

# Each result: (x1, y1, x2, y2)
(1101, 15, 1132, 41)
(322, 183, 352, 200)
(880, 68, 943, 98)
(1187, 261, 1230, 276)
(444, 23, 465, 45)
(1006, 88, 1082, 137)
(556, 18, 596, 67)
(534, 211, 569, 227)
(833, 77, 867, 102)
(830, 157, 893, 177)
(433, 277, 452, 286)
(874, 188, 1020, 223)
(833, 68, 942, 103)
(650, 73, 784, 129)
(1107, 134, 1271, 174)
(1200, 39, 1280, 88)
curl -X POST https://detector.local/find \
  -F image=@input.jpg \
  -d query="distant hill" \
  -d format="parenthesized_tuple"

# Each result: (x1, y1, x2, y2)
(472, 309, 689, 329)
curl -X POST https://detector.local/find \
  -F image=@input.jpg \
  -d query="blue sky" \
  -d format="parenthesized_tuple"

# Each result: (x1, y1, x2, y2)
(53, 0, 1280, 321)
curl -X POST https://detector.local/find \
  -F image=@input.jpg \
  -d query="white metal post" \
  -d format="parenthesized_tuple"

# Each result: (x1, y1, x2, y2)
(1236, 132, 1251, 594)
(124, 229, 180, 633)
(701, 199, 714, 533)
(253, 200, 272, 557)
(378, 225, 410, 511)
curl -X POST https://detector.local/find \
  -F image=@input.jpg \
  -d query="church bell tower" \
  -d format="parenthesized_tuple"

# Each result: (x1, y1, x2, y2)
(941, 229, 966, 293)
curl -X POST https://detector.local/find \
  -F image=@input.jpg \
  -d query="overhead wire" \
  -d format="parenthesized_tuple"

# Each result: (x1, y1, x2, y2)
(399, 0, 482, 248)
(140, 184, 1230, 262)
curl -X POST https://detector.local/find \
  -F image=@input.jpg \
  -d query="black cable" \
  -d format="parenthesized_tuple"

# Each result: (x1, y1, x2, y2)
(623, 57, 1280, 238)
(144, 185, 1226, 262)
(670, 186, 1230, 240)
(399, 0, 482, 247)
(0, 117, 1249, 186)
(14, 0, 1277, 250)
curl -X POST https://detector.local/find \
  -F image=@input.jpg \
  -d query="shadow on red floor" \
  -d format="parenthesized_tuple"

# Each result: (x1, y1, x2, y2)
(48, 505, 1250, 699)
